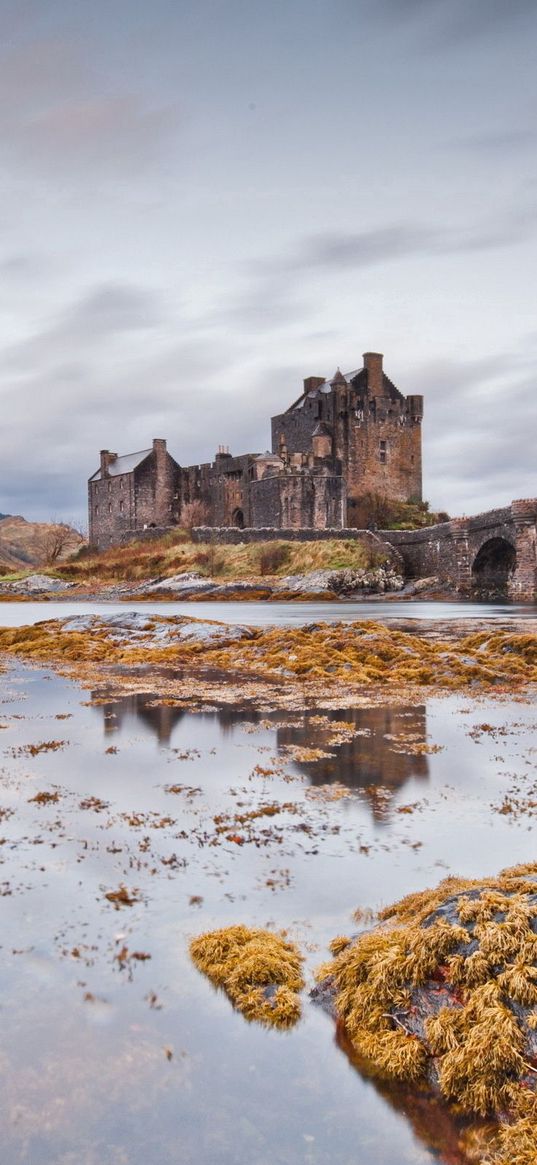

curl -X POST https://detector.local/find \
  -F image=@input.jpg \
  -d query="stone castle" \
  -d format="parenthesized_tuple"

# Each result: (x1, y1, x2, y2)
(88, 351, 424, 550)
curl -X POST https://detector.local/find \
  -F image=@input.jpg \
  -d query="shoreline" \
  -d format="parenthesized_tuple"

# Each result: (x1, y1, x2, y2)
(1, 611, 536, 712)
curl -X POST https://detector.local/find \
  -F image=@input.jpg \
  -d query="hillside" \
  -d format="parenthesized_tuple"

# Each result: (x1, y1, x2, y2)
(0, 516, 84, 574)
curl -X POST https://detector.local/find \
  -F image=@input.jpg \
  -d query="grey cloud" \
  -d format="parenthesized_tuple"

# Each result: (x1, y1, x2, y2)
(3, 283, 165, 372)
(369, 0, 537, 47)
(242, 211, 537, 316)
(452, 130, 537, 155)
(0, 283, 261, 521)
(419, 350, 537, 513)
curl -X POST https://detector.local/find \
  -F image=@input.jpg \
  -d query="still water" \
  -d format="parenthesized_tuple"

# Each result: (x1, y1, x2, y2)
(0, 660, 536, 1163)
(0, 597, 536, 627)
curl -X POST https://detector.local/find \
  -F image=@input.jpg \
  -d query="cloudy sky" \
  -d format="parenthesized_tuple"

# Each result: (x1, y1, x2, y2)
(1, 0, 536, 524)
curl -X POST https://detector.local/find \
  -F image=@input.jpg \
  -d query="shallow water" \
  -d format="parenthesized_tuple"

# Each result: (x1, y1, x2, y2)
(0, 596, 537, 628)
(0, 661, 536, 1163)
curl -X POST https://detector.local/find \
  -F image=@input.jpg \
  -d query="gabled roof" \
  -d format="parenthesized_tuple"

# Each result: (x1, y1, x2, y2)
(89, 448, 152, 482)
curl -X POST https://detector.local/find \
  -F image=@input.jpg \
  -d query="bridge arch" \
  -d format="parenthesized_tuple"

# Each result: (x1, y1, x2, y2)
(471, 536, 516, 594)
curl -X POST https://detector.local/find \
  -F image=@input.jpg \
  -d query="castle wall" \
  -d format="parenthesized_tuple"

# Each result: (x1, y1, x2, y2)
(89, 352, 425, 544)
(250, 471, 345, 529)
(132, 454, 181, 531)
(89, 467, 139, 551)
(331, 386, 423, 518)
(89, 447, 181, 551)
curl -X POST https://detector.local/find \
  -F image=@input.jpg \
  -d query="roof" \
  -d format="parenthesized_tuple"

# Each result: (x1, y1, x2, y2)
(89, 448, 152, 482)
(291, 365, 405, 410)
(312, 421, 332, 437)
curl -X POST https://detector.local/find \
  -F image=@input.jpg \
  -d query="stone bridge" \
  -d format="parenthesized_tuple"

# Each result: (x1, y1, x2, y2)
(383, 498, 537, 600)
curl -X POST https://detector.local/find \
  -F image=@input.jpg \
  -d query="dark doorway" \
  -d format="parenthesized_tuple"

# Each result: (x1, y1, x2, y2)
(471, 537, 516, 596)
(232, 508, 245, 529)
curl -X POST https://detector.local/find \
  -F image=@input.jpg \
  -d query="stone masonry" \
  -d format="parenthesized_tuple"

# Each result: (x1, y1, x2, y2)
(384, 499, 537, 600)
(89, 351, 423, 550)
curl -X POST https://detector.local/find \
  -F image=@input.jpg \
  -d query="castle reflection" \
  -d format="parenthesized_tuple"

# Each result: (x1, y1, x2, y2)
(277, 705, 429, 793)
(92, 693, 430, 811)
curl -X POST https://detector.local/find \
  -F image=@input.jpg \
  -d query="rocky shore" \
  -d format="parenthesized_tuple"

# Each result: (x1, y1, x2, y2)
(0, 567, 464, 602)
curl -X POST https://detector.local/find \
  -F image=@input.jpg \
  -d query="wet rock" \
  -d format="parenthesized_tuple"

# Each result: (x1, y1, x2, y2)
(313, 864, 537, 1164)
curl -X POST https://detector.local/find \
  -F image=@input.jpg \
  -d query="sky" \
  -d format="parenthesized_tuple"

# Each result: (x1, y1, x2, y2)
(0, 0, 536, 525)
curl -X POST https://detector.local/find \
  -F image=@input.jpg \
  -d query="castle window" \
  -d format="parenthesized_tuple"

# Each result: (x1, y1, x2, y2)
(120, 477, 124, 490)
(108, 503, 112, 513)
(379, 440, 387, 464)
(95, 505, 99, 516)
(108, 481, 112, 493)
(119, 501, 124, 514)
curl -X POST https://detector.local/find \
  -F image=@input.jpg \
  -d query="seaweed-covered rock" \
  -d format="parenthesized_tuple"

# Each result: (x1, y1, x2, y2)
(314, 864, 537, 1165)
(190, 924, 304, 1029)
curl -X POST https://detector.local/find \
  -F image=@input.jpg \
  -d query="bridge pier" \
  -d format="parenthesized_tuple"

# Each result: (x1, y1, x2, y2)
(509, 500, 537, 601)
(448, 519, 473, 593)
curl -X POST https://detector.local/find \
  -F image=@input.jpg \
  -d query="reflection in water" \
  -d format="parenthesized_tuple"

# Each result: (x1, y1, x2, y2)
(277, 705, 429, 792)
(97, 692, 187, 745)
(93, 694, 430, 816)
(93, 691, 266, 745)
(3, 664, 535, 1165)
(334, 1023, 482, 1165)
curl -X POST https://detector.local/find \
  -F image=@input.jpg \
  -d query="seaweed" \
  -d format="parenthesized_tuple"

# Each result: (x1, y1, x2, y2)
(315, 863, 537, 1164)
(189, 924, 305, 1029)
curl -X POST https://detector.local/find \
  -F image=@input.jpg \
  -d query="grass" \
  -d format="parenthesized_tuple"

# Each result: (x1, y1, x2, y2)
(54, 535, 386, 584)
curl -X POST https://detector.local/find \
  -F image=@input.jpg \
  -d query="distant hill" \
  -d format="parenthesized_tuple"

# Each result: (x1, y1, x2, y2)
(0, 516, 84, 574)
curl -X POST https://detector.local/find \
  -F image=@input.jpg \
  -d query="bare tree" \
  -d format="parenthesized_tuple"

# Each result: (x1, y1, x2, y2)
(38, 521, 84, 567)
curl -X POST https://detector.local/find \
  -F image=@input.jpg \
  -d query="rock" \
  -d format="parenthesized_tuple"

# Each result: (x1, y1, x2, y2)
(2, 573, 75, 594)
(56, 611, 254, 648)
(313, 863, 537, 1161)
(140, 574, 270, 598)
(140, 572, 210, 594)
(327, 567, 405, 595)
(274, 570, 340, 594)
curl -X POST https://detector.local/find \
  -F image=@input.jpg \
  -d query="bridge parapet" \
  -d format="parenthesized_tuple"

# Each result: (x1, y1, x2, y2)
(381, 498, 537, 599)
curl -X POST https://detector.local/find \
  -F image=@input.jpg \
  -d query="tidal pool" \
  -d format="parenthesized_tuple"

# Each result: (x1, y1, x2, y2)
(1, 660, 536, 1163)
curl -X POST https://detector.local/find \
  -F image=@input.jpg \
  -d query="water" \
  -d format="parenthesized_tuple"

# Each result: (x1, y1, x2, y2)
(0, 597, 536, 627)
(0, 659, 535, 1163)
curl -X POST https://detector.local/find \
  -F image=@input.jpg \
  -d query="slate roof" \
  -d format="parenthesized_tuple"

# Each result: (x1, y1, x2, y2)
(292, 365, 405, 410)
(89, 448, 152, 482)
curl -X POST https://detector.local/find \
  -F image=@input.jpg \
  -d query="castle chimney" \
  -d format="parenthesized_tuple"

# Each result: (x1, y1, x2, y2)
(153, 439, 168, 525)
(363, 352, 384, 397)
(100, 449, 117, 477)
(303, 376, 325, 394)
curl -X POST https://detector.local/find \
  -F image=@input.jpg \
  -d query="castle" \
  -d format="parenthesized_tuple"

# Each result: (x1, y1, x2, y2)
(88, 351, 424, 550)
